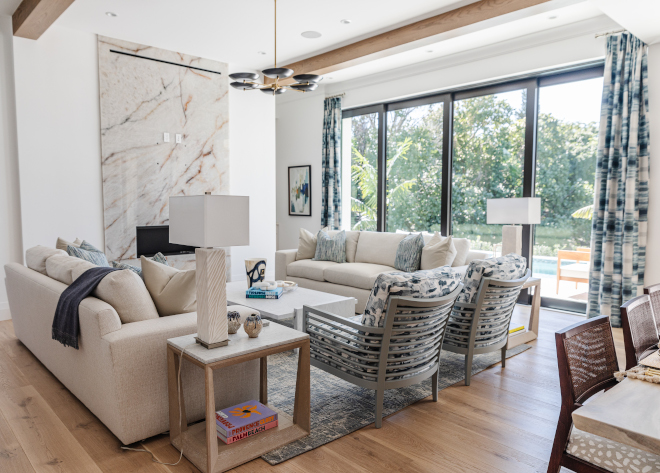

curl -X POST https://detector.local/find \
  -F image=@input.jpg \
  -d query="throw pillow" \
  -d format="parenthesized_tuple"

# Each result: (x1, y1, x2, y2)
(457, 253, 527, 304)
(67, 245, 111, 267)
(80, 240, 103, 253)
(46, 254, 95, 285)
(25, 246, 68, 275)
(56, 237, 82, 252)
(111, 253, 169, 277)
(361, 266, 462, 327)
(451, 237, 471, 267)
(71, 264, 160, 324)
(141, 256, 197, 316)
(312, 230, 346, 263)
(394, 233, 425, 272)
(421, 233, 458, 270)
(296, 228, 318, 260)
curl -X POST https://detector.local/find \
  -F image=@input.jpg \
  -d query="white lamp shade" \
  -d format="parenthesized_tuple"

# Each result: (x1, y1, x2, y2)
(487, 197, 541, 225)
(169, 195, 250, 247)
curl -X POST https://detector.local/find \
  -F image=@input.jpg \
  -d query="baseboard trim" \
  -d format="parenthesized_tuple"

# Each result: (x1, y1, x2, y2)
(0, 302, 11, 321)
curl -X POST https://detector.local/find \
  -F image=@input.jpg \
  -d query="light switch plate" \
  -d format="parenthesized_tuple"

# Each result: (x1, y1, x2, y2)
(164, 132, 170, 142)
(175, 134, 182, 143)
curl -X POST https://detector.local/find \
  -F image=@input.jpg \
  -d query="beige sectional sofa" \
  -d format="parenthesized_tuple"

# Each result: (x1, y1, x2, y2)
(276, 230, 490, 313)
(5, 248, 259, 445)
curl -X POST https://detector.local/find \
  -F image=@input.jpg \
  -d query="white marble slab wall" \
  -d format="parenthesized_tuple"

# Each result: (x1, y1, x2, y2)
(98, 36, 229, 273)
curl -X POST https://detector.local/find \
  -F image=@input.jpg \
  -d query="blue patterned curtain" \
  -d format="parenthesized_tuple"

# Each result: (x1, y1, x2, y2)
(587, 33, 650, 326)
(321, 97, 342, 230)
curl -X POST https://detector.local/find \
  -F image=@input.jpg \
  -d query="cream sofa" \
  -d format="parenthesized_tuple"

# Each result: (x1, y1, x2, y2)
(4, 254, 259, 445)
(276, 230, 490, 313)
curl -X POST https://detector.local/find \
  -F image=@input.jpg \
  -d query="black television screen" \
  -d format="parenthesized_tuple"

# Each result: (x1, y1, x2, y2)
(136, 225, 195, 257)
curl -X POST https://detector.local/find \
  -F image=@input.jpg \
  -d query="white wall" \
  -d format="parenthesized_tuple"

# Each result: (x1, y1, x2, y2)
(275, 29, 609, 251)
(229, 74, 277, 281)
(644, 43, 660, 285)
(13, 26, 105, 252)
(276, 92, 326, 250)
(0, 15, 23, 321)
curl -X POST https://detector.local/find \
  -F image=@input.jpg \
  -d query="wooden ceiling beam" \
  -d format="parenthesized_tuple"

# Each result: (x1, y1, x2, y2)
(13, 0, 76, 40)
(270, 0, 553, 85)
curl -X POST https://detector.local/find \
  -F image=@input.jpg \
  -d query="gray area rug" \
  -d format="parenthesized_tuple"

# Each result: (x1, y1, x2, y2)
(260, 318, 531, 465)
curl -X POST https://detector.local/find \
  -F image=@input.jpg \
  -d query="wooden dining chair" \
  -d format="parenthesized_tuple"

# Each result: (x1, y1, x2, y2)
(620, 294, 659, 370)
(644, 283, 660, 335)
(547, 315, 620, 473)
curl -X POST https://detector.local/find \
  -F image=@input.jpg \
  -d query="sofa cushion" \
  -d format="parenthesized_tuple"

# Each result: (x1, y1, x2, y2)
(46, 254, 95, 285)
(394, 233, 425, 272)
(355, 231, 406, 267)
(56, 237, 82, 252)
(70, 262, 160, 323)
(451, 237, 471, 267)
(67, 245, 111, 267)
(362, 266, 462, 327)
(313, 230, 346, 263)
(323, 263, 398, 290)
(26, 246, 68, 275)
(333, 230, 360, 263)
(287, 259, 339, 281)
(421, 233, 457, 270)
(141, 256, 197, 316)
(457, 254, 527, 304)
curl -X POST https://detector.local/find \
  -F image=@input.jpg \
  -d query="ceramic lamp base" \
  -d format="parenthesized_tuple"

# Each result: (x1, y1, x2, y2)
(196, 247, 229, 349)
(502, 225, 523, 256)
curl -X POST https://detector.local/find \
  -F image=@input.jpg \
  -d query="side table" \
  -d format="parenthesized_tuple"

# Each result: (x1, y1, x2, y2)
(507, 277, 541, 349)
(167, 323, 310, 473)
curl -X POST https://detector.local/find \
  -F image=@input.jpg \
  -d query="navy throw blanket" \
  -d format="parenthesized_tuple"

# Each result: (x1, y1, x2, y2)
(52, 266, 120, 349)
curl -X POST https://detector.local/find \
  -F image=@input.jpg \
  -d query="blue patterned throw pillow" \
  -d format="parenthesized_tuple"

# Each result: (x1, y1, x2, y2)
(80, 240, 103, 253)
(111, 252, 168, 277)
(68, 245, 111, 267)
(312, 230, 346, 263)
(361, 266, 461, 327)
(457, 253, 527, 304)
(394, 233, 425, 272)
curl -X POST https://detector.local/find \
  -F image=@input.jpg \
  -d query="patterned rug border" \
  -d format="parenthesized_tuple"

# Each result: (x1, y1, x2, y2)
(260, 339, 532, 465)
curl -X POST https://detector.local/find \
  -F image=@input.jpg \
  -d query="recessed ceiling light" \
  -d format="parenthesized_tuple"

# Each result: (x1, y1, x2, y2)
(301, 31, 322, 39)
(257, 51, 266, 55)
(548, 15, 557, 20)
(340, 19, 351, 24)
(105, 12, 117, 17)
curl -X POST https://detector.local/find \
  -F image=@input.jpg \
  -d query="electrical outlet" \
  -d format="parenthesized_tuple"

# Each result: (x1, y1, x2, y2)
(163, 132, 170, 143)
(175, 134, 182, 143)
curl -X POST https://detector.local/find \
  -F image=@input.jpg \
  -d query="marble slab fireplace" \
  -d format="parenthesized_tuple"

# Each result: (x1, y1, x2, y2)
(98, 36, 230, 273)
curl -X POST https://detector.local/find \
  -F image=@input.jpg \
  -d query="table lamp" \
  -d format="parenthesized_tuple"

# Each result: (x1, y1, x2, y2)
(169, 194, 250, 348)
(487, 197, 541, 256)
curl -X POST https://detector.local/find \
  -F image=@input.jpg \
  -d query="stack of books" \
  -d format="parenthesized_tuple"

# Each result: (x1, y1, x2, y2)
(246, 286, 283, 299)
(215, 400, 279, 444)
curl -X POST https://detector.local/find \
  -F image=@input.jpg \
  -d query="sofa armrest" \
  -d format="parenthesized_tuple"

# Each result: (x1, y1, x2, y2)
(465, 250, 492, 264)
(275, 249, 298, 280)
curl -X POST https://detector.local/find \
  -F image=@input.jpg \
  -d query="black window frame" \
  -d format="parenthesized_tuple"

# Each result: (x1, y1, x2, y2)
(342, 62, 604, 313)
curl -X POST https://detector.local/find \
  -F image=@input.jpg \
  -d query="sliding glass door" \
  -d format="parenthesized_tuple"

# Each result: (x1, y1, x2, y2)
(341, 65, 604, 313)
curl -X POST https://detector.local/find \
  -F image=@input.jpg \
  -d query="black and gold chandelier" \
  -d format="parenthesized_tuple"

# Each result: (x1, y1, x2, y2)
(229, 0, 321, 95)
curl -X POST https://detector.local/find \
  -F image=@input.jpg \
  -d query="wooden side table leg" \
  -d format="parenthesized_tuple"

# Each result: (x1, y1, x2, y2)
(260, 356, 268, 405)
(167, 347, 187, 443)
(293, 339, 311, 433)
(205, 366, 217, 473)
(530, 281, 541, 336)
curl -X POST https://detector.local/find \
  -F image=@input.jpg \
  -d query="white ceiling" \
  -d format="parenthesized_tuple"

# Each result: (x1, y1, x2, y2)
(1, 0, 22, 17)
(589, 0, 660, 44)
(56, 0, 479, 70)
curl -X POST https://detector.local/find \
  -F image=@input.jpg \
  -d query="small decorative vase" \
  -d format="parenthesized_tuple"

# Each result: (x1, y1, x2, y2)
(227, 310, 241, 334)
(243, 313, 263, 338)
(245, 258, 267, 288)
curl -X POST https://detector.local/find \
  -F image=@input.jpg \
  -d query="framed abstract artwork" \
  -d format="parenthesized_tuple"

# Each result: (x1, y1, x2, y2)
(288, 165, 311, 216)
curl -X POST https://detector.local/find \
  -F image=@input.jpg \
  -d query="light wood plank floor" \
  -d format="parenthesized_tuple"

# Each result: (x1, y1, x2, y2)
(0, 309, 625, 473)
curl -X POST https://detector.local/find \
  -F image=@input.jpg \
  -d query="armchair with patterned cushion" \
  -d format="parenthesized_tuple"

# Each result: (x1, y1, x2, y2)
(302, 266, 463, 428)
(442, 254, 531, 385)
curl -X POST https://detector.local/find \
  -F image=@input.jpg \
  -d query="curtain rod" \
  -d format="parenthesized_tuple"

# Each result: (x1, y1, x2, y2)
(326, 93, 345, 99)
(595, 29, 627, 39)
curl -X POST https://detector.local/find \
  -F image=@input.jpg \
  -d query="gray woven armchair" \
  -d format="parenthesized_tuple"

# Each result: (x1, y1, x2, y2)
(443, 269, 531, 385)
(302, 284, 463, 428)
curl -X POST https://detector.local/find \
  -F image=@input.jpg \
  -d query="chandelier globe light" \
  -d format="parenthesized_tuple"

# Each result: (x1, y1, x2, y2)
(229, 0, 321, 95)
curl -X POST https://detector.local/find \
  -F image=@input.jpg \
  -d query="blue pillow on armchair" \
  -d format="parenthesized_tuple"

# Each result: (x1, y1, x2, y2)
(457, 253, 527, 304)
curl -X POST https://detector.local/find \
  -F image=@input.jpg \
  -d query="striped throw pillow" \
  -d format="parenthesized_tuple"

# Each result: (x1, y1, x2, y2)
(67, 245, 111, 267)
(394, 233, 425, 272)
(312, 230, 346, 263)
(80, 240, 103, 253)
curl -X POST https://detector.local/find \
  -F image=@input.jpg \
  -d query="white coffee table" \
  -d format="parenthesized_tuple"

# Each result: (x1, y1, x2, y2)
(226, 280, 356, 331)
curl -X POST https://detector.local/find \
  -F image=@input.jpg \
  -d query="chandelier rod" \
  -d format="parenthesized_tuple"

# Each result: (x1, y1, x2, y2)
(274, 0, 277, 68)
